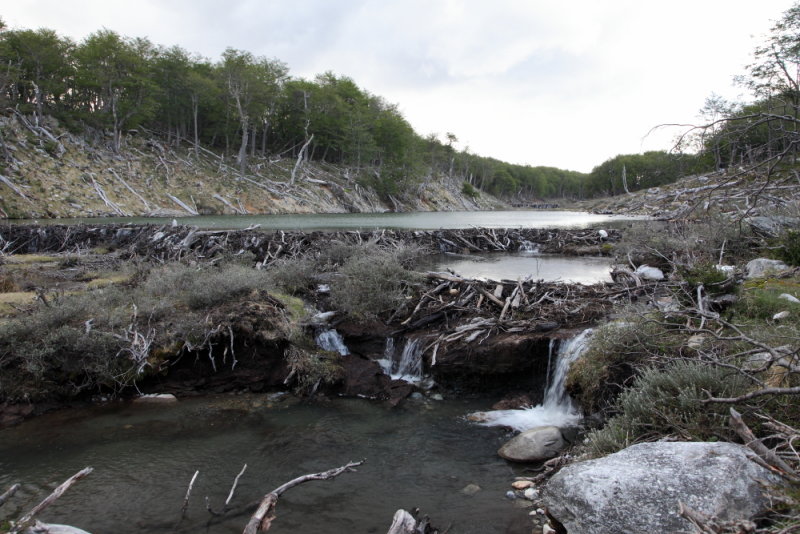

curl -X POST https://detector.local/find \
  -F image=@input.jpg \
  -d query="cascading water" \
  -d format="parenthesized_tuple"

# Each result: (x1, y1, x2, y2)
(376, 338, 424, 383)
(471, 329, 593, 431)
(315, 328, 350, 356)
(519, 240, 541, 254)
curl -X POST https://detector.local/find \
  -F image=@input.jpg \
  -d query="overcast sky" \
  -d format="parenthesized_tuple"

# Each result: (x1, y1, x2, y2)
(3, 1, 797, 172)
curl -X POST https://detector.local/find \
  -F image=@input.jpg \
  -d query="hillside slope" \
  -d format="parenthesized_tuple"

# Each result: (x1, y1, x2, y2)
(569, 167, 800, 221)
(0, 114, 505, 219)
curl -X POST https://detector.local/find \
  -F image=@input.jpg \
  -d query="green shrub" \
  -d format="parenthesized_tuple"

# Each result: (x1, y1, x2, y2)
(586, 361, 750, 456)
(285, 346, 344, 395)
(329, 248, 422, 319)
(462, 181, 480, 198)
(140, 262, 270, 309)
(774, 230, 800, 267)
(566, 316, 684, 413)
(0, 324, 126, 401)
(679, 261, 731, 295)
(267, 257, 317, 295)
(734, 280, 800, 327)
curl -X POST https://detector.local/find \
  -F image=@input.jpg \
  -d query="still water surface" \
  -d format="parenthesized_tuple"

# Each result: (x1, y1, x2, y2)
(426, 252, 613, 284)
(0, 395, 530, 533)
(8, 210, 642, 231)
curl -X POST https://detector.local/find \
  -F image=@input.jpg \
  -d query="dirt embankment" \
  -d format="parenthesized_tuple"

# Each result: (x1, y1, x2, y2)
(0, 114, 504, 219)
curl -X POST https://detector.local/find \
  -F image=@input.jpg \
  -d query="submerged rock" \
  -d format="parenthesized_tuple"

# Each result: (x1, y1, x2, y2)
(745, 258, 789, 279)
(498, 426, 566, 463)
(133, 393, 177, 403)
(460, 483, 481, 496)
(543, 441, 782, 534)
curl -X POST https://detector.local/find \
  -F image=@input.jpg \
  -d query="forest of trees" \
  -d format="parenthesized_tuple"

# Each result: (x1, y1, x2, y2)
(1, 19, 747, 202)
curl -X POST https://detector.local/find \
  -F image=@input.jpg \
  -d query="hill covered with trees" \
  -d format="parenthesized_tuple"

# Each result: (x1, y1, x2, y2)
(0, 18, 715, 217)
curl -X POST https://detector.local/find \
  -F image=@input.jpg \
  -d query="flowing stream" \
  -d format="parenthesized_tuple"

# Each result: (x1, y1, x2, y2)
(472, 330, 593, 432)
(0, 396, 530, 533)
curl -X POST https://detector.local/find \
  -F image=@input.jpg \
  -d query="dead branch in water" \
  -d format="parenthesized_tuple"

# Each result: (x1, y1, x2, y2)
(242, 460, 363, 534)
(0, 483, 20, 508)
(10, 467, 93, 534)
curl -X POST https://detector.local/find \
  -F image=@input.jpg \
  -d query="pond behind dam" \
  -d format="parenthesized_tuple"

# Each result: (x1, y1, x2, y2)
(6, 209, 644, 231)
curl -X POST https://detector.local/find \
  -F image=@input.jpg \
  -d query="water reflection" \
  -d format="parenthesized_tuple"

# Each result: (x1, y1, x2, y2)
(5, 210, 645, 231)
(425, 252, 613, 284)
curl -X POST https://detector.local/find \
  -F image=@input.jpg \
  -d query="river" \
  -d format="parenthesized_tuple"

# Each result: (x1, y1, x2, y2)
(0, 395, 532, 533)
(0, 210, 631, 532)
(6, 210, 643, 230)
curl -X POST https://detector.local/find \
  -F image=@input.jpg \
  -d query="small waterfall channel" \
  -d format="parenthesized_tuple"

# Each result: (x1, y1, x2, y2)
(377, 338, 424, 383)
(314, 328, 350, 355)
(472, 329, 593, 431)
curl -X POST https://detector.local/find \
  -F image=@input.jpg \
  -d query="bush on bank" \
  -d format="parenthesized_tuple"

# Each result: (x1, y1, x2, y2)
(0, 260, 276, 402)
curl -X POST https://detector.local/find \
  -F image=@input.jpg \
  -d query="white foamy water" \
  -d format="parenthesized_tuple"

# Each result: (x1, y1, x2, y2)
(472, 329, 593, 431)
(315, 329, 350, 355)
(377, 338, 424, 383)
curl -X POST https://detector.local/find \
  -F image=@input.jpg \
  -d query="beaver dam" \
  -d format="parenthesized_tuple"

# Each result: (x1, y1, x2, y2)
(0, 222, 666, 533)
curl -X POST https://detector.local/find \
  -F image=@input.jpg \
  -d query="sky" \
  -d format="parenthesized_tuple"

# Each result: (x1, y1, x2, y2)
(3, 0, 798, 172)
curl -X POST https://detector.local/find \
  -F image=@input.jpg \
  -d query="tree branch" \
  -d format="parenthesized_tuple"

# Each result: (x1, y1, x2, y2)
(242, 460, 363, 534)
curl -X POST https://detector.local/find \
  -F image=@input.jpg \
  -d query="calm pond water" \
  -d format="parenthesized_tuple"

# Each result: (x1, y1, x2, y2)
(0, 395, 531, 534)
(425, 252, 614, 284)
(7, 210, 643, 231)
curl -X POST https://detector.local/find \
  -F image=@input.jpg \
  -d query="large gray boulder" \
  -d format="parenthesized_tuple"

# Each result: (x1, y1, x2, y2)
(498, 426, 566, 462)
(745, 258, 789, 279)
(543, 441, 781, 534)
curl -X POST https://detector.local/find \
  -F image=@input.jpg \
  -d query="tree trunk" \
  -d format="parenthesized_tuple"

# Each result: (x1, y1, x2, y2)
(237, 118, 249, 174)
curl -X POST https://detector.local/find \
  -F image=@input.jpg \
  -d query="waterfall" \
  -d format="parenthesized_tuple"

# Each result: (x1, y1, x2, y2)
(315, 329, 350, 356)
(519, 240, 541, 254)
(470, 329, 593, 431)
(543, 338, 556, 393)
(376, 338, 424, 383)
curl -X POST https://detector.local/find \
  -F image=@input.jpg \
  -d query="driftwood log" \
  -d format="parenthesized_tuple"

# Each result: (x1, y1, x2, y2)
(242, 460, 364, 534)
(9, 467, 93, 534)
(386, 509, 439, 534)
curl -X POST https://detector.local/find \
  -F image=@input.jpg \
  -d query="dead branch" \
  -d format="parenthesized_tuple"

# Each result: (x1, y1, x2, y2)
(167, 194, 199, 216)
(107, 168, 151, 210)
(242, 460, 363, 534)
(207, 464, 247, 516)
(387, 509, 418, 534)
(10, 467, 93, 534)
(0, 483, 20, 508)
(89, 175, 127, 216)
(729, 408, 799, 480)
(0, 174, 32, 202)
(678, 501, 722, 533)
(180, 470, 199, 519)
(705, 386, 800, 404)
(290, 133, 314, 185)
